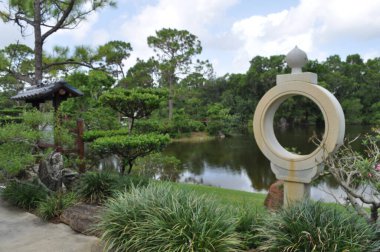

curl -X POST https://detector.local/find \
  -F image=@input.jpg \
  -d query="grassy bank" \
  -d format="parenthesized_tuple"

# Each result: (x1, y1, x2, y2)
(172, 182, 266, 210)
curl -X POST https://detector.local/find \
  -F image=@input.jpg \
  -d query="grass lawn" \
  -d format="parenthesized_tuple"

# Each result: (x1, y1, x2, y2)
(172, 182, 267, 211)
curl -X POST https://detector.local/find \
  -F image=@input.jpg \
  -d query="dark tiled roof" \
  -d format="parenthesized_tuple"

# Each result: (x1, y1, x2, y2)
(11, 81, 83, 101)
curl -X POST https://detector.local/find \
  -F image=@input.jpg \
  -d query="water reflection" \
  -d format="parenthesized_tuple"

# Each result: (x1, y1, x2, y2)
(163, 125, 372, 201)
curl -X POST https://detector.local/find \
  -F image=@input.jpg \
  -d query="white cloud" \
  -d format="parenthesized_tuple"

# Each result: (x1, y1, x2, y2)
(230, 0, 380, 73)
(119, 0, 238, 70)
(44, 12, 101, 46)
(0, 22, 33, 48)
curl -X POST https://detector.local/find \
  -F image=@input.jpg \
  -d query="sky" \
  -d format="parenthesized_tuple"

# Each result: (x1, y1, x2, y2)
(1, 0, 380, 76)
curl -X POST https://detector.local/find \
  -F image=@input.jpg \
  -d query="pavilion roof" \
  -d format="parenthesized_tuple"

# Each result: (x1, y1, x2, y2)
(11, 81, 83, 102)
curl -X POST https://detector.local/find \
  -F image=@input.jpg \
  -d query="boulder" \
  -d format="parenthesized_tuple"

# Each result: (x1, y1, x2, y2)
(38, 151, 64, 191)
(60, 203, 103, 236)
(62, 168, 79, 191)
(264, 180, 284, 210)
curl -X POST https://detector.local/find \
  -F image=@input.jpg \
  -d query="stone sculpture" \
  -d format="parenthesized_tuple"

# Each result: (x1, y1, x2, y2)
(253, 46, 345, 206)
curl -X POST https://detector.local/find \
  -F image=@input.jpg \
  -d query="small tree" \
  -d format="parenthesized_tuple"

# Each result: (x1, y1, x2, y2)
(91, 133, 170, 175)
(100, 87, 167, 132)
(325, 129, 380, 223)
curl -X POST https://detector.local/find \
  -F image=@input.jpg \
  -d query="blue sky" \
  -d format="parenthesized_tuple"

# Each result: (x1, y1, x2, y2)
(1, 0, 380, 76)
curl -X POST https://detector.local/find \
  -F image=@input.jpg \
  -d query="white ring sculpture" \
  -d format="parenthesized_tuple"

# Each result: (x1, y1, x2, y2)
(253, 81, 345, 183)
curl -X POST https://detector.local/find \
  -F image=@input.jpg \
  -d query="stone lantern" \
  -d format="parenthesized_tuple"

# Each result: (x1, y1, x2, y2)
(253, 47, 345, 206)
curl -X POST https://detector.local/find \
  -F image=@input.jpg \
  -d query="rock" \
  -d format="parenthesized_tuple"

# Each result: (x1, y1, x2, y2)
(60, 203, 103, 236)
(38, 151, 64, 191)
(62, 168, 79, 191)
(264, 180, 284, 210)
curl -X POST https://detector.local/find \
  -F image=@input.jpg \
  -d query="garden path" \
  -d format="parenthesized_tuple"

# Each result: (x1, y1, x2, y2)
(0, 198, 102, 252)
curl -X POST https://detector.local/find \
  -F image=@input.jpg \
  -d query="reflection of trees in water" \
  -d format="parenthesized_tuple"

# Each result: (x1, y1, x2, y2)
(163, 126, 371, 192)
(164, 136, 276, 191)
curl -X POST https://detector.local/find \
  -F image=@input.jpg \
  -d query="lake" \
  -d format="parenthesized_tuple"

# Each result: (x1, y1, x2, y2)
(163, 125, 372, 202)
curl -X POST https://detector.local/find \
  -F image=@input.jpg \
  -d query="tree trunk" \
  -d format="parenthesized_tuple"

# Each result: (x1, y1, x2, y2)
(129, 118, 135, 133)
(168, 73, 174, 120)
(34, 0, 43, 86)
(127, 160, 133, 175)
(120, 163, 125, 176)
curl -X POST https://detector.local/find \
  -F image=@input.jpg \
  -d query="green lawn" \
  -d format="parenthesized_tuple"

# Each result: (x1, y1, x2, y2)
(172, 182, 267, 211)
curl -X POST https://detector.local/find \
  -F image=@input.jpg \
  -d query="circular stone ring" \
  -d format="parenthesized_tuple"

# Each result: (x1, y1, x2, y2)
(253, 81, 345, 174)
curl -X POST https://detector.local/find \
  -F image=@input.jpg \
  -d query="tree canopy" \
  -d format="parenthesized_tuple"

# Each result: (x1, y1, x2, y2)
(0, 0, 116, 85)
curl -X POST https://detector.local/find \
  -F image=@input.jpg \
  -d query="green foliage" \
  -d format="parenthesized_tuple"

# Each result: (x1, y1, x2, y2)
(76, 172, 150, 204)
(96, 40, 132, 78)
(97, 183, 243, 252)
(100, 87, 167, 132)
(113, 175, 150, 192)
(342, 98, 364, 124)
(0, 142, 35, 175)
(147, 28, 203, 119)
(135, 117, 205, 137)
(1, 1, 116, 85)
(369, 102, 380, 124)
(206, 103, 237, 136)
(61, 70, 119, 130)
(231, 204, 264, 249)
(37, 192, 77, 220)
(83, 128, 129, 142)
(77, 172, 117, 204)
(121, 58, 157, 88)
(0, 110, 52, 176)
(2, 180, 49, 210)
(91, 133, 170, 174)
(254, 200, 380, 252)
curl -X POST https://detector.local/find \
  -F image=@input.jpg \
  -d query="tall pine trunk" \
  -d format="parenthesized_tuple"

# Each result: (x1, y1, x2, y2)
(33, 0, 43, 86)
(168, 72, 174, 120)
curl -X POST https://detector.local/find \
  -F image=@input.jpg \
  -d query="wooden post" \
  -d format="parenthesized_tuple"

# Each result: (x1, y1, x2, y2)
(77, 119, 85, 173)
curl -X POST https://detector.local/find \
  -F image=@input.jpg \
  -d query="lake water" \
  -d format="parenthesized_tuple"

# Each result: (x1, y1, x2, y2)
(163, 125, 372, 202)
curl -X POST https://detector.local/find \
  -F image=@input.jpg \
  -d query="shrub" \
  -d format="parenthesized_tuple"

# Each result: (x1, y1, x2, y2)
(254, 200, 380, 252)
(77, 172, 150, 204)
(113, 175, 150, 192)
(90, 133, 170, 175)
(231, 203, 264, 249)
(97, 183, 243, 252)
(83, 128, 129, 142)
(1, 180, 49, 210)
(37, 192, 77, 220)
(77, 172, 117, 204)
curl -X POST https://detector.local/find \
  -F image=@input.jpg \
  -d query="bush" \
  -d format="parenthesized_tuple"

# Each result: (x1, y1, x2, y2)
(113, 175, 150, 192)
(90, 133, 170, 175)
(77, 172, 150, 204)
(231, 203, 264, 249)
(77, 172, 117, 204)
(37, 192, 77, 220)
(254, 200, 380, 252)
(83, 128, 129, 142)
(97, 183, 243, 252)
(1, 180, 49, 210)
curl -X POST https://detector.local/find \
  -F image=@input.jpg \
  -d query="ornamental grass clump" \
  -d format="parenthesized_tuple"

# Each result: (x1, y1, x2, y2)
(1, 180, 48, 210)
(37, 192, 77, 220)
(76, 172, 117, 204)
(254, 200, 380, 252)
(97, 183, 243, 252)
